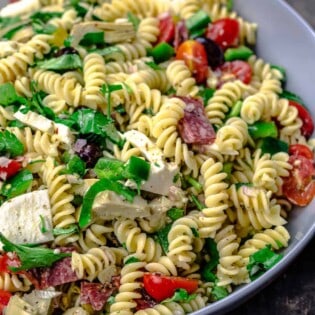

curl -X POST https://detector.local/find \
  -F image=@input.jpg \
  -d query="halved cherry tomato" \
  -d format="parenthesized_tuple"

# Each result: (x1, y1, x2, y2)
(0, 253, 21, 273)
(288, 100, 314, 138)
(219, 60, 252, 84)
(176, 40, 209, 83)
(143, 273, 198, 302)
(289, 144, 314, 160)
(205, 18, 239, 50)
(283, 155, 315, 206)
(0, 159, 21, 181)
(0, 289, 12, 314)
(157, 13, 176, 44)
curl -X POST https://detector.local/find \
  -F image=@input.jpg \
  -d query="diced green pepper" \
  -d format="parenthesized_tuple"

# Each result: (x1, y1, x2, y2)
(248, 121, 278, 139)
(224, 46, 254, 61)
(148, 42, 175, 63)
(258, 137, 289, 156)
(271, 64, 286, 84)
(186, 10, 211, 34)
(226, 100, 243, 119)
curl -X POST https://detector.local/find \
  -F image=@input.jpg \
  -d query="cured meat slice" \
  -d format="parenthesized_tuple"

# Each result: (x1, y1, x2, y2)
(177, 97, 216, 145)
(80, 281, 117, 311)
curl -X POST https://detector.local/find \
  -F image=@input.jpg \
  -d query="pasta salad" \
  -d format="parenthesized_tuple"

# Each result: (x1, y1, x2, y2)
(0, 0, 315, 314)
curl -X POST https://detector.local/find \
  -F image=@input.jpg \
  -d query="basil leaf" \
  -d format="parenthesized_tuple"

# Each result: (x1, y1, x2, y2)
(64, 155, 86, 177)
(204, 238, 219, 271)
(0, 233, 71, 272)
(167, 207, 185, 221)
(79, 179, 136, 228)
(155, 223, 172, 255)
(37, 54, 82, 71)
(162, 289, 197, 304)
(1, 170, 33, 199)
(247, 245, 283, 281)
(0, 130, 24, 157)
(79, 31, 104, 46)
(0, 83, 26, 106)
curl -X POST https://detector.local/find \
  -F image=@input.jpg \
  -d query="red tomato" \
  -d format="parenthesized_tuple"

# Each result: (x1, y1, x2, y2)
(289, 144, 314, 160)
(205, 18, 239, 50)
(143, 273, 198, 302)
(283, 155, 315, 206)
(0, 289, 12, 314)
(0, 159, 21, 181)
(0, 253, 20, 273)
(219, 60, 252, 84)
(157, 13, 176, 44)
(289, 100, 314, 138)
(176, 40, 209, 83)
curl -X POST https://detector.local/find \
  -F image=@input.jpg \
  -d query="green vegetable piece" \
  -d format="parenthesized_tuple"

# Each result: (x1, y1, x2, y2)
(148, 42, 175, 63)
(1, 170, 33, 199)
(201, 263, 217, 282)
(8, 120, 25, 128)
(124, 256, 141, 265)
(204, 238, 219, 270)
(127, 12, 140, 31)
(79, 179, 136, 228)
(32, 20, 56, 35)
(167, 207, 185, 221)
(30, 11, 62, 23)
(222, 162, 233, 180)
(102, 122, 125, 148)
(191, 227, 199, 237)
(125, 156, 150, 182)
(189, 27, 207, 39)
(248, 121, 278, 139)
(107, 296, 115, 305)
(226, 100, 243, 119)
(162, 289, 197, 304)
(198, 87, 215, 105)
(70, 0, 88, 17)
(53, 225, 79, 236)
(258, 137, 289, 156)
(279, 90, 305, 106)
(0, 233, 71, 272)
(80, 31, 104, 46)
(91, 46, 123, 61)
(94, 157, 125, 180)
(247, 245, 283, 281)
(0, 83, 26, 106)
(66, 155, 86, 177)
(186, 10, 211, 34)
(155, 223, 172, 255)
(211, 285, 229, 301)
(39, 215, 48, 233)
(185, 175, 203, 193)
(145, 61, 162, 70)
(37, 54, 82, 71)
(227, 0, 233, 11)
(190, 194, 205, 211)
(224, 45, 254, 61)
(0, 130, 24, 157)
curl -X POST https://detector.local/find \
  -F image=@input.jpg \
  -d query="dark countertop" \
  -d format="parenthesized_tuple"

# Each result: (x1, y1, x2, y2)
(227, 1, 315, 315)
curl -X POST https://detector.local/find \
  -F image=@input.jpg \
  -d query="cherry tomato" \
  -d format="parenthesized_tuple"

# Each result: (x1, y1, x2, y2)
(205, 18, 239, 50)
(0, 289, 12, 314)
(288, 100, 314, 138)
(176, 40, 209, 83)
(143, 273, 198, 302)
(0, 159, 21, 181)
(0, 253, 20, 273)
(157, 13, 176, 44)
(219, 60, 252, 84)
(289, 144, 314, 160)
(283, 155, 315, 206)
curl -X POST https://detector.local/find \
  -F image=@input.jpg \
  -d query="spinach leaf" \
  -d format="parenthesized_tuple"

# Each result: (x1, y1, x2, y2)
(204, 238, 220, 271)
(247, 245, 283, 281)
(166, 207, 185, 221)
(0, 130, 24, 157)
(63, 155, 86, 177)
(0, 233, 71, 272)
(37, 54, 82, 71)
(1, 170, 33, 199)
(79, 31, 104, 46)
(155, 223, 172, 255)
(0, 83, 26, 106)
(162, 289, 197, 304)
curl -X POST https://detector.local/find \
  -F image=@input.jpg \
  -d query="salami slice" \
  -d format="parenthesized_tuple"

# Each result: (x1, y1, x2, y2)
(177, 97, 216, 145)
(80, 282, 115, 311)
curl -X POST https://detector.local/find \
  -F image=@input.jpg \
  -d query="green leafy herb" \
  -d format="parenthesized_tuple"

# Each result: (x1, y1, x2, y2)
(115, 104, 127, 114)
(0, 233, 71, 272)
(79, 179, 136, 228)
(124, 156, 150, 182)
(101, 83, 123, 116)
(70, 0, 88, 17)
(37, 54, 82, 71)
(279, 90, 305, 106)
(145, 61, 162, 70)
(155, 223, 172, 255)
(32, 20, 57, 35)
(247, 245, 283, 281)
(1, 170, 33, 199)
(211, 285, 229, 301)
(30, 11, 62, 23)
(124, 256, 141, 265)
(64, 35, 74, 47)
(107, 296, 115, 305)
(198, 87, 215, 105)
(90, 46, 123, 61)
(201, 263, 217, 282)
(190, 194, 205, 211)
(258, 137, 289, 156)
(185, 175, 203, 193)
(276, 240, 284, 249)
(8, 120, 25, 128)
(80, 31, 104, 46)
(191, 227, 199, 237)
(127, 12, 140, 31)
(204, 238, 220, 271)
(94, 157, 125, 180)
(0, 83, 26, 106)
(226, 100, 243, 119)
(53, 224, 79, 236)
(162, 289, 197, 304)
(167, 207, 185, 221)
(39, 215, 48, 233)
(0, 130, 24, 157)
(222, 162, 233, 181)
(64, 155, 86, 177)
